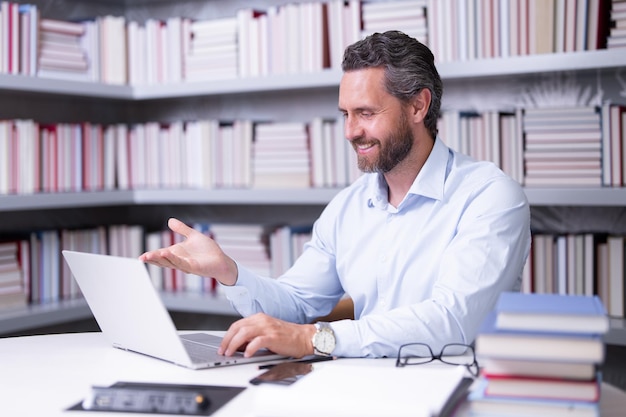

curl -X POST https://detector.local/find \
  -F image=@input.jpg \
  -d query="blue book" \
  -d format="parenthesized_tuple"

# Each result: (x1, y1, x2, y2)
(475, 312, 605, 363)
(494, 292, 609, 334)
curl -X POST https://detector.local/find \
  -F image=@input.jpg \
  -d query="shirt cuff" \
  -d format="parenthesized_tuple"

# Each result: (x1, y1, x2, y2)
(326, 319, 360, 357)
(219, 263, 259, 317)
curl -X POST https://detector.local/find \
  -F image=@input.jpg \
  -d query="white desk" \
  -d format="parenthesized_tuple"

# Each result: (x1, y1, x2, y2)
(1, 332, 625, 417)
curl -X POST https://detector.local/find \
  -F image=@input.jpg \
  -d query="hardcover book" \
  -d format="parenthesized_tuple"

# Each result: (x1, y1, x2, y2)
(494, 292, 609, 334)
(475, 312, 605, 363)
(468, 379, 600, 417)
(484, 373, 601, 402)
(480, 357, 597, 380)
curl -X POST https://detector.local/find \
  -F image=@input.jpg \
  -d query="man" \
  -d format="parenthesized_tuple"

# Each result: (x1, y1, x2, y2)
(140, 31, 530, 359)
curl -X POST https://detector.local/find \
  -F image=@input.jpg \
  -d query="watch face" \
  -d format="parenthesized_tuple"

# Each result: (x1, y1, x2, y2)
(315, 328, 335, 354)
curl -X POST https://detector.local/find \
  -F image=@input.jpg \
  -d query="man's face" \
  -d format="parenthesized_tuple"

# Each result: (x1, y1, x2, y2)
(338, 67, 414, 174)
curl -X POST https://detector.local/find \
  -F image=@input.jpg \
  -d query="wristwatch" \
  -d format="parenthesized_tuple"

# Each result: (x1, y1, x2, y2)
(312, 322, 336, 356)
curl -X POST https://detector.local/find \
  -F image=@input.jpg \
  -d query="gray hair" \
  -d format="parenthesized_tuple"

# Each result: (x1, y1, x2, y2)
(342, 30, 443, 140)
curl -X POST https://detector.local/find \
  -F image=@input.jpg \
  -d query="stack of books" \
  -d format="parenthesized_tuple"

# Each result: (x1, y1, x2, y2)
(253, 122, 310, 189)
(0, 241, 28, 309)
(37, 18, 91, 81)
(607, 0, 626, 49)
(360, 0, 428, 44)
(183, 17, 238, 82)
(210, 223, 272, 279)
(470, 291, 609, 417)
(523, 106, 603, 187)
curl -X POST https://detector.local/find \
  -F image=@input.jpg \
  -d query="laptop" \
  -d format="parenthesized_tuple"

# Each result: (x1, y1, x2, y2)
(62, 250, 289, 369)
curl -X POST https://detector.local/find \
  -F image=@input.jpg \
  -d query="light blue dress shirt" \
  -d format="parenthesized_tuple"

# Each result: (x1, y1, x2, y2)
(222, 138, 531, 358)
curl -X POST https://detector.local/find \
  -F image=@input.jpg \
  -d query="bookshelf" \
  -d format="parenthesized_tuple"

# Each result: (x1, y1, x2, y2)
(1, 187, 625, 214)
(0, 291, 237, 336)
(1, 0, 625, 341)
(1, 48, 624, 100)
(0, 189, 343, 212)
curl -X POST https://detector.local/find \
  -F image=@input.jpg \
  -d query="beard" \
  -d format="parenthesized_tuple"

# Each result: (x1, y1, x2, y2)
(353, 114, 414, 174)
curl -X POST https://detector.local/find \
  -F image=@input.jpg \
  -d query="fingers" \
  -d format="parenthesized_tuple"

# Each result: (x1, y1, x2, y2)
(168, 217, 195, 238)
(219, 318, 254, 357)
(219, 314, 272, 358)
(138, 218, 194, 269)
(218, 314, 312, 359)
(139, 248, 180, 270)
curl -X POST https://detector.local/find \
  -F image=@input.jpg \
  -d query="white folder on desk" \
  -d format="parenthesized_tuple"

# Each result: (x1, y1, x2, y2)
(253, 360, 468, 417)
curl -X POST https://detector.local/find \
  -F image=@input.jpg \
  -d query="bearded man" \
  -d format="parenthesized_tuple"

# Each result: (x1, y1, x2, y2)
(140, 31, 531, 359)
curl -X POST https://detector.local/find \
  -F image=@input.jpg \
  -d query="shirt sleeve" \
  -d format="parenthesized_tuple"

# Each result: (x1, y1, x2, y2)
(220, 222, 346, 324)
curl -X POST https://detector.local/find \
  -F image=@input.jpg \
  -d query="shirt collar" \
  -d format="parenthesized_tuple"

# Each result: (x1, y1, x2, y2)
(366, 137, 449, 209)
(408, 137, 449, 202)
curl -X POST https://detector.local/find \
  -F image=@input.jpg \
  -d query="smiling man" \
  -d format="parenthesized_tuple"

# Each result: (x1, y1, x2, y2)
(140, 31, 531, 359)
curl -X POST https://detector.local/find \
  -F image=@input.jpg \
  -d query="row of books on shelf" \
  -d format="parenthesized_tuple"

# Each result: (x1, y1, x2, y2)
(0, 222, 312, 309)
(469, 291, 609, 417)
(0, 0, 623, 84)
(439, 103, 626, 187)
(2, 224, 626, 320)
(430, 0, 622, 63)
(1, 104, 625, 195)
(526, 232, 626, 318)
(0, 117, 361, 195)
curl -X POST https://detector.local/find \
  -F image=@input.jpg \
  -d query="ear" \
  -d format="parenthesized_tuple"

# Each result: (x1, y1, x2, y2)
(409, 88, 431, 124)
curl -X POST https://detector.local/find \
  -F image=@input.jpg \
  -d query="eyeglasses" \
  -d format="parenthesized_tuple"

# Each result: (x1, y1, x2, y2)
(395, 343, 479, 377)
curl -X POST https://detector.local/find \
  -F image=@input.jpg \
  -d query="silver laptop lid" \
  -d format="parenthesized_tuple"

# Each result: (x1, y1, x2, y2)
(62, 250, 195, 368)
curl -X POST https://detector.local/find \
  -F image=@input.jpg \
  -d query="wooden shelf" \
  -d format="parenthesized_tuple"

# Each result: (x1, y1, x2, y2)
(1, 49, 623, 100)
(2, 187, 626, 213)
(524, 188, 626, 206)
(0, 73, 133, 99)
(0, 298, 93, 336)
(0, 292, 237, 336)
(0, 189, 341, 212)
(132, 70, 342, 99)
(437, 49, 626, 80)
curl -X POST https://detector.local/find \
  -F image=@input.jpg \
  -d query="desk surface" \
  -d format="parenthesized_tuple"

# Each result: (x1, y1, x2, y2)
(1, 332, 625, 417)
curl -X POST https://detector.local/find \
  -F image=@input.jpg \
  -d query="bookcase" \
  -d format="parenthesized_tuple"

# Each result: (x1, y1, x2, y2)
(0, 0, 625, 344)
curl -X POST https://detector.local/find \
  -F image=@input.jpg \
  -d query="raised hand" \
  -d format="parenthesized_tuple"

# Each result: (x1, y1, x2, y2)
(138, 217, 238, 286)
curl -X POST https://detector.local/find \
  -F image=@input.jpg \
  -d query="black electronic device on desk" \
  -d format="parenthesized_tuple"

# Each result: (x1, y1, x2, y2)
(68, 382, 245, 415)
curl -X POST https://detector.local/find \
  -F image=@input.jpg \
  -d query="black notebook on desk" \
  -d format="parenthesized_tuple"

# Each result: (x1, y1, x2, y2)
(68, 381, 245, 415)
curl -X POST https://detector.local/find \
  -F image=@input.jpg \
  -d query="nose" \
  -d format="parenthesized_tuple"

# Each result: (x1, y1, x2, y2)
(344, 114, 363, 141)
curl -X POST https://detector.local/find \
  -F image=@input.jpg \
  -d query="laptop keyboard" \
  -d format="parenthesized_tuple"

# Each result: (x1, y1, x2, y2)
(181, 338, 223, 364)
(179, 332, 284, 365)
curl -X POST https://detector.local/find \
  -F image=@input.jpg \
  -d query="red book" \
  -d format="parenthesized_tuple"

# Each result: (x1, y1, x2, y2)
(484, 373, 600, 402)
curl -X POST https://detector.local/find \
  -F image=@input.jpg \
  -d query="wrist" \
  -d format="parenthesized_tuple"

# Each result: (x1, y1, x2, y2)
(306, 324, 317, 356)
(217, 257, 239, 286)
